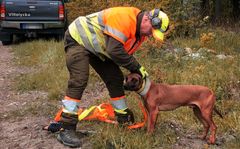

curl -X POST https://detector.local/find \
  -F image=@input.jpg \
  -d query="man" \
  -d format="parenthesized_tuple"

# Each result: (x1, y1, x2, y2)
(57, 7, 169, 147)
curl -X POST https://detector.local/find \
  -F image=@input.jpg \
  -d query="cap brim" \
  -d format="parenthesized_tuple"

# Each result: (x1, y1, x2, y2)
(152, 29, 164, 41)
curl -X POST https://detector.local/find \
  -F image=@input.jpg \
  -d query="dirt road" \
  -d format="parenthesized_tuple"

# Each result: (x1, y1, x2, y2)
(0, 44, 71, 149)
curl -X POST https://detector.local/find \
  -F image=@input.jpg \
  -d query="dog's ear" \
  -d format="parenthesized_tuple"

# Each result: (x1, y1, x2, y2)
(133, 73, 143, 87)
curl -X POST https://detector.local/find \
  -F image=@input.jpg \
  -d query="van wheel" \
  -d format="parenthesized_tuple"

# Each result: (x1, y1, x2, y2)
(2, 39, 13, 45)
(2, 41, 11, 45)
(54, 33, 64, 41)
(1, 34, 13, 45)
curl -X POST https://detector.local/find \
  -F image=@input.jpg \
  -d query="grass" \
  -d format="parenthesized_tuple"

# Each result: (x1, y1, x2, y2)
(11, 28, 240, 148)
(12, 40, 68, 100)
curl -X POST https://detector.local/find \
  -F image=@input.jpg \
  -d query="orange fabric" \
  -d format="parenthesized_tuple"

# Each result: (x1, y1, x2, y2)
(81, 103, 118, 124)
(64, 96, 81, 102)
(54, 108, 63, 122)
(54, 100, 147, 128)
(110, 95, 125, 101)
(54, 95, 147, 129)
(128, 98, 148, 129)
(102, 7, 145, 54)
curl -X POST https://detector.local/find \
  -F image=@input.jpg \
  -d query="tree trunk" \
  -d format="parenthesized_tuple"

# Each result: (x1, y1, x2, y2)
(214, 0, 222, 23)
(200, 0, 210, 17)
(232, 0, 240, 20)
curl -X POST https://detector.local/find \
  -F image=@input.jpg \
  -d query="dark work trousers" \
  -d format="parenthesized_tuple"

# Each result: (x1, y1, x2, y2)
(64, 30, 125, 100)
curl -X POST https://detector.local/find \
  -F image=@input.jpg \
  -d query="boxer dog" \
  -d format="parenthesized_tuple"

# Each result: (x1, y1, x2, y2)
(124, 73, 223, 144)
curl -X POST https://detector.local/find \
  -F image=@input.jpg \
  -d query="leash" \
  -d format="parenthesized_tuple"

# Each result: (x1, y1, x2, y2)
(43, 95, 148, 132)
(128, 94, 148, 129)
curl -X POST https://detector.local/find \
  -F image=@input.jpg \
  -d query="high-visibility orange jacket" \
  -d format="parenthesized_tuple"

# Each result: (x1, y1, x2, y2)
(68, 7, 146, 72)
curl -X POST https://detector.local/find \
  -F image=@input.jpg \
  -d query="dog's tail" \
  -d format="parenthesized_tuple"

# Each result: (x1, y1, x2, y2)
(214, 106, 223, 118)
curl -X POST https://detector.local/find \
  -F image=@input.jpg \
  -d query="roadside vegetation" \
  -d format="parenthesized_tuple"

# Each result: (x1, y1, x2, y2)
(11, 27, 240, 148)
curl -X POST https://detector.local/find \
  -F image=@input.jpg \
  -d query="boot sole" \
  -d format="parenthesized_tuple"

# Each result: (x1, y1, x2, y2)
(57, 134, 81, 148)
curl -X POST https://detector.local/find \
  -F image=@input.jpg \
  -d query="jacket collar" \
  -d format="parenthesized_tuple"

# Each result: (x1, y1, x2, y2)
(136, 11, 144, 40)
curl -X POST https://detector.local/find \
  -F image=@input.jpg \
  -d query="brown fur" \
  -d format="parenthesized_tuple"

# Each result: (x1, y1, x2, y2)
(124, 73, 223, 144)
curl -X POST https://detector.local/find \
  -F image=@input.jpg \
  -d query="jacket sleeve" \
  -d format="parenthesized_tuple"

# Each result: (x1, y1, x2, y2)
(105, 35, 141, 72)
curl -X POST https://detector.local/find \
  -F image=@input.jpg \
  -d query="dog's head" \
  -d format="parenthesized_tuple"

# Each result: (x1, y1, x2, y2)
(124, 73, 143, 91)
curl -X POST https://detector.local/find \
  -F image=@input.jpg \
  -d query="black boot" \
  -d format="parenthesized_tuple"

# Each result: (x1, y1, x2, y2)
(57, 129, 82, 148)
(115, 108, 134, 125)
(57, 112, 82, 148)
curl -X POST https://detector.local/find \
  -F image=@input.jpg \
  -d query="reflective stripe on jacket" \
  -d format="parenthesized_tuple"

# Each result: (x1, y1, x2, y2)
(68, 7, 145, 60)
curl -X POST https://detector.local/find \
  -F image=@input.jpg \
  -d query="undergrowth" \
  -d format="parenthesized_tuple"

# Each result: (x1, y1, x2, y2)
(11, 28, 240, 148)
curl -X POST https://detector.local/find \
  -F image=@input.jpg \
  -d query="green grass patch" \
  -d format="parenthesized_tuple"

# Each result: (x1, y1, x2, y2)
(11, 28, 240, 148)
(12, 40, 68, 99)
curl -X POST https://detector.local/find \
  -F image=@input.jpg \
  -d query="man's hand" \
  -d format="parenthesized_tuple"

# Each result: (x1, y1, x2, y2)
(138, 66, 149, 79)
(130, 66, 149, 79)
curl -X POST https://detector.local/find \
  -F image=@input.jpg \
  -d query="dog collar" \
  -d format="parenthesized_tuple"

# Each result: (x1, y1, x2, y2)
(137, 77, 151, 96)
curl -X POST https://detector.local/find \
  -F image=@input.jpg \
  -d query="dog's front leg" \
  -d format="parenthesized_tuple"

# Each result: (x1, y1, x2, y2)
(147, 105, 158, 133)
